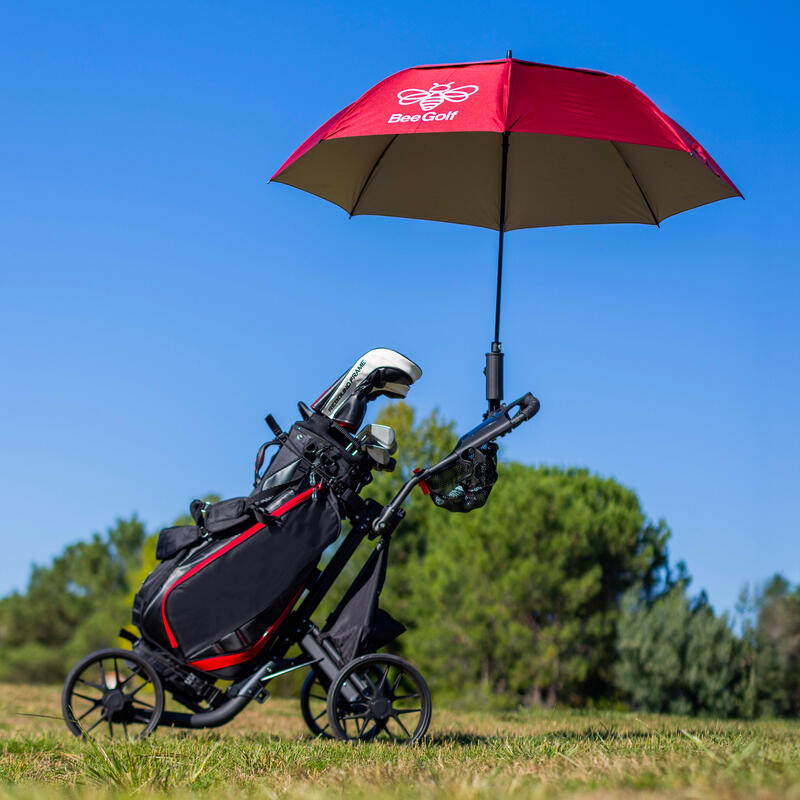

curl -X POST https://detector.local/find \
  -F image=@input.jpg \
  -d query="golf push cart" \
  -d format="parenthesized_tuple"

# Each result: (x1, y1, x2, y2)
(62, 348, 539, 743)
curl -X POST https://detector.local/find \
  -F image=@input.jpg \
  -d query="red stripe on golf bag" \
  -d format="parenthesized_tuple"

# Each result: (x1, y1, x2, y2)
(161, 485, 320, 649)
(186, 583, 305, 671)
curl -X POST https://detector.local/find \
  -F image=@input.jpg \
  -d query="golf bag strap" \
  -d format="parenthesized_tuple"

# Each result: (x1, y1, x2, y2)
(265, 414, 283, 438)
(190, 499, 206, 526)
(247, 486, 284, 510)
(118, 627, 138, 645)
(254, 438, 281, 487)
(245, 480, 318, 520)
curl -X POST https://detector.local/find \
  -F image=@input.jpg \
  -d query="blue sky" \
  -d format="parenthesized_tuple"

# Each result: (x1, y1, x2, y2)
(0, 0, 797, 616)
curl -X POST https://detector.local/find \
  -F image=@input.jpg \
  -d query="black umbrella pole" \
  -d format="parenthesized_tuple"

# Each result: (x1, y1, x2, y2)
(486, 131, 509, 413)
(485, 225, 504, 412)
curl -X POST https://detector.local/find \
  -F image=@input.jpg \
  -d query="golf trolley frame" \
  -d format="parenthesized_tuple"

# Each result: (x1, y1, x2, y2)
(62, 392, 539, 744)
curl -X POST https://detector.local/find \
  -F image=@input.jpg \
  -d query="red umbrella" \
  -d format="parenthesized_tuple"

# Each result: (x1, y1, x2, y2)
(272, 53, 740, 409)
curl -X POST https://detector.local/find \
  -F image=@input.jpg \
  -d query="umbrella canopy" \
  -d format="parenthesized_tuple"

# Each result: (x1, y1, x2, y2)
(272, 54, 740, 409)
(272, 55, 739, 230)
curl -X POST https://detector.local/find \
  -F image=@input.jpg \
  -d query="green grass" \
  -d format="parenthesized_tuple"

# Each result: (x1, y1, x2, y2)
(2, 684, 800, 799)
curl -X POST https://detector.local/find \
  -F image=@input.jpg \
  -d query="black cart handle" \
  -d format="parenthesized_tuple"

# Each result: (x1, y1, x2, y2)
(372, 391, 540, 534)
(456, 392, 540, 453)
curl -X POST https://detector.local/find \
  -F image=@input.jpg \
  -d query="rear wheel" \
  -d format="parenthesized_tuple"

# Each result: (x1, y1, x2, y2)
(326, 653, 431, 744)
(62, 648, 164, 740)
(300, 670, 333, 738)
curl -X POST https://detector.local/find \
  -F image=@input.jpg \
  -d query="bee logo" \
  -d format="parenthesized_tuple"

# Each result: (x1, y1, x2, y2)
(397, 82, 479, 112)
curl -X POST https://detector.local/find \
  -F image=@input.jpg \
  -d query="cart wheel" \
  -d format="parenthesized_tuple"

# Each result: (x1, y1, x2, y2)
(62, 648, 164, 740)
(300, 670, 333, 738)
(326, 653, 431, 744)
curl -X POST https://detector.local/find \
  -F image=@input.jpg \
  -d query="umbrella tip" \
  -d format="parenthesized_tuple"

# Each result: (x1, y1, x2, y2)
(506, 49, 512, 59)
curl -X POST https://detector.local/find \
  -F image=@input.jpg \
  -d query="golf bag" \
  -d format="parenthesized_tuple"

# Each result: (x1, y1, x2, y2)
(132, 349, 422, 679)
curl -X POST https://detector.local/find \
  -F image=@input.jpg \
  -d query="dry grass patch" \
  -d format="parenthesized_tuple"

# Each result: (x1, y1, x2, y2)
(1, 684, 799, 799)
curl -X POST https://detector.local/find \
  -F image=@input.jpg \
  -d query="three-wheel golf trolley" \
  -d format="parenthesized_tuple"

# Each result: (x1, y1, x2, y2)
(62, 350, 538, 743)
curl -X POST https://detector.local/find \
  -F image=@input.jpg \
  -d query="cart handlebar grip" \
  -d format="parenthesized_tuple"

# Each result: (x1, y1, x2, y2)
(517, 392, 540, 422)
(453, 392, 540, 452)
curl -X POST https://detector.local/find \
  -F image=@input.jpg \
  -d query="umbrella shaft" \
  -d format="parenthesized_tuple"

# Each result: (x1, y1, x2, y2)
(494, 131, 509, 346)
(494, 226, 504, 344)
(487, 131, 509, 412)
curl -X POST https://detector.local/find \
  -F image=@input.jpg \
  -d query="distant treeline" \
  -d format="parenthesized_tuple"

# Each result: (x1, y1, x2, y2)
(1, 403, 797, 717)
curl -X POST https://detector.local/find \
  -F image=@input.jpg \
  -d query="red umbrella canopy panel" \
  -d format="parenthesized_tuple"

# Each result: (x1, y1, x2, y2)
(272, 57, 740, 231)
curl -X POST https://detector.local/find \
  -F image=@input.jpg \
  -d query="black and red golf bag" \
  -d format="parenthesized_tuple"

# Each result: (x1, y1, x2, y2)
(132, 349, 422, 680)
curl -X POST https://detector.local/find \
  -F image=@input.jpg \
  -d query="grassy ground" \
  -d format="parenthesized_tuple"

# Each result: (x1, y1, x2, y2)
(1, 683, 799, 799)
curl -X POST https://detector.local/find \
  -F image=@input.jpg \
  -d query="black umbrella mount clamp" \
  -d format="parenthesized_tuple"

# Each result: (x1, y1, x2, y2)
(485, 344, 503, 414)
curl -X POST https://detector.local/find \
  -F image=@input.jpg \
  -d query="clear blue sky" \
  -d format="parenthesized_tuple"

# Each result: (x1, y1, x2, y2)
(1, 0, 797, 616)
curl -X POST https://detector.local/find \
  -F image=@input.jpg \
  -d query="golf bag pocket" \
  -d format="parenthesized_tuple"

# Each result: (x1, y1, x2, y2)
(156, 525, 203, 561)
(203, 497, 254, 536)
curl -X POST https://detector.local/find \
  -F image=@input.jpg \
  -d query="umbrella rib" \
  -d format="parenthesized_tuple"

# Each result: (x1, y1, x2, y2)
(349, 135, 398, 217)
(610, 141, 660, 227)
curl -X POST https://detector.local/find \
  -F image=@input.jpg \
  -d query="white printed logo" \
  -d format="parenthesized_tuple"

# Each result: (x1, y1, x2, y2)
(396, 82, 479, 111)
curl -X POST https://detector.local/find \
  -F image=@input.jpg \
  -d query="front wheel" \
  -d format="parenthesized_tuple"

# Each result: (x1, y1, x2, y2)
(62, 648, 164, 740)
(326, 653, 431, 744)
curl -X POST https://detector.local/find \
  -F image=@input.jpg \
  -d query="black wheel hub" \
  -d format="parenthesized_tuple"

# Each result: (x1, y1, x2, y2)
(103, 689, 128, 713)
(370, 695, 393, 720)
(101, 687, 140, 724)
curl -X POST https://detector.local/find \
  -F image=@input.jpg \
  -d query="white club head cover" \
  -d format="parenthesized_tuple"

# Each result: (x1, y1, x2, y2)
(314, 348, 422, 421)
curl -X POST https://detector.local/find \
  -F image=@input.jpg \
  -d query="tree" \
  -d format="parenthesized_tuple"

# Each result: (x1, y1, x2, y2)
(366, 403, 457, 595)
(615, 581, 744, 716)
(0, 516, 146, 682)
(738, 575, 800, 717)
(399, 463, 670, 706)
